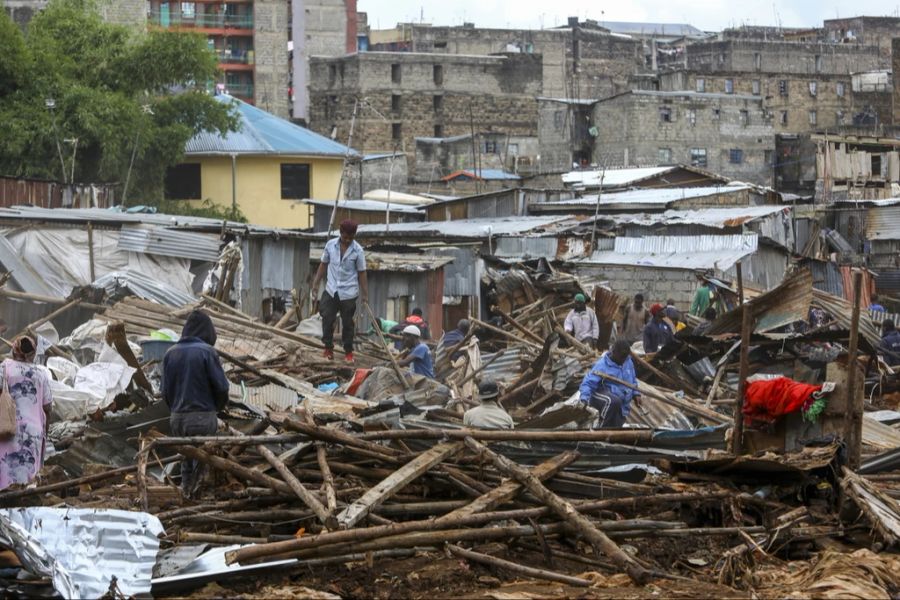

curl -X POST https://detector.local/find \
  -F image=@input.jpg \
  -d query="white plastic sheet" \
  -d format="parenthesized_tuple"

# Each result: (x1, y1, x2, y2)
(1, 227, 194, 297)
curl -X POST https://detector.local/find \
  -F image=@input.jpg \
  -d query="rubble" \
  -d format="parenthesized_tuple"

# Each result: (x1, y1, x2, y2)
(0, 244, 897, 600)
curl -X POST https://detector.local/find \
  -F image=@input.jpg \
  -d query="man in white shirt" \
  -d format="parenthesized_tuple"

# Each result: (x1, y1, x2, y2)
(564, 293, 599, 349)
(311, 220, 369, 362)
(464, 380, 514, 429)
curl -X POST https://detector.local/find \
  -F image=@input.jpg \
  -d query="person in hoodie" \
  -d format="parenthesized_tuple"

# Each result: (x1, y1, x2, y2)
(162, 311, 230, 498)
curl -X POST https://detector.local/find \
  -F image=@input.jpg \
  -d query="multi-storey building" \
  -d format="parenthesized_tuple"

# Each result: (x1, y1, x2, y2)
(146, 1, 289, 117)
(308, 51, 543, 160)
(592, 90, 775, 185)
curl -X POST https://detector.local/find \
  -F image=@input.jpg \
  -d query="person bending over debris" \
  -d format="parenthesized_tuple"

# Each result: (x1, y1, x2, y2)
(442, 319, 471, 361)
(0, 336, 52, 490)
(621, 293, 650, 344)
(693, 307, 718, 336)
(880, 320, 900, 367)
(162, 311, 230, 499)
(579, 340, 641, 428)
(564, 293, 599, 348)
(312, 219, 369, 363)
(396, 325, 434, 379)
(643, 303, 674, 354)
(463, 380, 514, 429)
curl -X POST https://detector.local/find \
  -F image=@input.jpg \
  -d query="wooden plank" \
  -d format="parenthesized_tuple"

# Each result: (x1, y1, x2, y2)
(336, 441, 463, 528)
(446, 544, 592, 587)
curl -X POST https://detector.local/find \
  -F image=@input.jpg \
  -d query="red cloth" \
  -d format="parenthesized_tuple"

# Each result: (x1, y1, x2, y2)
(649, 303, 665, 317)
(743, 377, 822, 424)
(346, 368, 372, 396)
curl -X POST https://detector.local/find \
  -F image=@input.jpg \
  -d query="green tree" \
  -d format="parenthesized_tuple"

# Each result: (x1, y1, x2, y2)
(0, 0, 239, 207)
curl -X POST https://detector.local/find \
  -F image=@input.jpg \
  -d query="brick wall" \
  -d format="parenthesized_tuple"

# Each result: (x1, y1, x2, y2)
(97, 0, 145, 26)
(823, 17, 900, 61)
(895, 39, 900, 126)
(592, 91, 774, 185)
(572, 264, 700, 308)
(683, 39, 886, 74)
(292, 0, 351, 121)
(254, 0, 290, 118)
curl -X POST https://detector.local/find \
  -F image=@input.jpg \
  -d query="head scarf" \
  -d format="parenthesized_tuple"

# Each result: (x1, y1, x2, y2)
(12, 335, 36, 362)
(339, 220, 358, 235)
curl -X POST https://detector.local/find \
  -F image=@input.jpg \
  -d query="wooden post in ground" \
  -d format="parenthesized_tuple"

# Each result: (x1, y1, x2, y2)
(733, 296, 754, 455)
(845, 269, 864, 469)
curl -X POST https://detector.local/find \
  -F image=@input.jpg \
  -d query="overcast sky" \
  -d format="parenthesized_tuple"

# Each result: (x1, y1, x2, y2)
(359, 0, 900, 32)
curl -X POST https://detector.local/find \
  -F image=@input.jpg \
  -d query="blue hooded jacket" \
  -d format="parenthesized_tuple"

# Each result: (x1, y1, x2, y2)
(162, 311, 230, 413)
(578, 352, 639, 417)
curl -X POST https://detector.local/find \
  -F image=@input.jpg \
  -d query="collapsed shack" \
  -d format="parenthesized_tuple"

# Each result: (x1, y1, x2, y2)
(0, 259, 898, 598)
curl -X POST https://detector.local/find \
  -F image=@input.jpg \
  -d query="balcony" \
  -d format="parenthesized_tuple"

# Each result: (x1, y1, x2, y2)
(149, 11, 253, 30)
(216, 49, 254, 65)
(222, 82, 254, 98)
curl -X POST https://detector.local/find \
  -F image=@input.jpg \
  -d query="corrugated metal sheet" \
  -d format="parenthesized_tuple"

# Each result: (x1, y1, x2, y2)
(186, 95, 357, 157)
(539, 185, 752, 208)
(726, 244, 788, 290)
(117, 226, 221, 262)
(494, 237, 558, 260)
(707, 269, 813, 335)
(583, 234, 758, 270)
(93, 270, 197, 306)
(805, 260, 845, 297)
(874, 269, 900, 293)
(562, 166, 673, 188)
(482, 347, 525, 383)
(0, 236, 55, 295)
(0, 507, 164, 599)
(866, 205, 900, 241)
(348, 216, 572, 239)
(0, 177, 115, 209)
(432, 247, 479, 297)
(366, 252, 454, 272)
(230, 382, 299, 411)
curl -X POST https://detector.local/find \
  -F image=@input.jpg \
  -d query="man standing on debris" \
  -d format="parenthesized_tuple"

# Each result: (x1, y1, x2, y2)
(564, 293, 599, 349)
(464, 380, 514, 429)
(162, 311, 230, 499)
(579, 340, 641, 428)
(442, 319, 471, 361)
(690, 277, 715, 317)
(312, 219, 369, 362)
(396, 325, 434, 379)
(879, 320, 900, 367)
(643, 304, 674, 354)
(622, 294, 650, 345)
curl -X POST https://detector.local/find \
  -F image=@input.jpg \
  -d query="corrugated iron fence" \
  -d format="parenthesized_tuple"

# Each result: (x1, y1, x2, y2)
(0, 176, 115, 208)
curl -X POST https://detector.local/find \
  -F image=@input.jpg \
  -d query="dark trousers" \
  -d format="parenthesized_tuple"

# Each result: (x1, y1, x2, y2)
(588, 389, 626, 428)
(170, 411, 218, 497)
(320, 291, 357, 353)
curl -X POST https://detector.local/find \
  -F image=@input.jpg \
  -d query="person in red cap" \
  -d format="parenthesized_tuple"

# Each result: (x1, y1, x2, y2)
(642, 303, 673, 354)
(311, 219, 368, 362)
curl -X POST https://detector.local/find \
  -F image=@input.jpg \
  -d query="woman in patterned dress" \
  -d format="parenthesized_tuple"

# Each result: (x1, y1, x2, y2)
(0, 336, 52, 489)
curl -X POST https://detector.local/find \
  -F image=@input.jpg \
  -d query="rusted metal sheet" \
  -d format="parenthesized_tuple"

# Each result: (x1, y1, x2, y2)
(706, 269, 812, 335)
(0, 177, 115, 209)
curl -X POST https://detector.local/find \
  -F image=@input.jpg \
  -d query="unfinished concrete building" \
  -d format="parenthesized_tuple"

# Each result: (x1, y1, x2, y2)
(537, 98, 596, 173)
(823, 16, 900, 61)
(592, 90, 775, 185)
(308, 52, 542, 160)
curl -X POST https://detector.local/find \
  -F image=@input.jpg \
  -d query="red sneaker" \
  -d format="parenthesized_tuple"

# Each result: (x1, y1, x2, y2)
(344, 352, 355, 363)
(323, 348, 334, 360)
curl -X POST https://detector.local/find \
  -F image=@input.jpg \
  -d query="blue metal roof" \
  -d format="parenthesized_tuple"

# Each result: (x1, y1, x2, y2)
(443, 169, 522, 182)
(185, 95, 358, 158)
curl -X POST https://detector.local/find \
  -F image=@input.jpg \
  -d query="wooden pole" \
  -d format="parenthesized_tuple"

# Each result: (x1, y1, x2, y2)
(736, 261, 744, 305)
(304, 409, 337, 516)
(364, 301, 411, 391)
(87, 221, 96, 283)
(845, 269, 864, 469)
(446, 544, 592, 587)
(357, 427, 655, 444)
(733, 297, 754, 455)
(463, 437, 650, 584)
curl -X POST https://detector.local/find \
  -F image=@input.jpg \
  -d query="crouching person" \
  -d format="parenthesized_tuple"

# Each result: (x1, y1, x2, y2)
(162, 311, 230, 499)
(463, 380, 514, 429)
(579, 340, 641, 428)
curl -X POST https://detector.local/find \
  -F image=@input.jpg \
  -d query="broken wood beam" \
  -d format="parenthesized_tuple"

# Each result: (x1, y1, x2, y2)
(106, 322, 153, 393)
(463, 437, 650, 584)
(357, 427, 654, 444)
(446, 543, 592, 587)
(495, 306, 544, 344)
(174, 445, 301, 498)
(275, 415, 403, 461)
(256, 443, 334, 528)
(335, 441, 463, 528)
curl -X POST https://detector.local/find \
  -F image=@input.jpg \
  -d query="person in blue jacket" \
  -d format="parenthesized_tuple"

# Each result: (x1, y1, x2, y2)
(162, 310, 230, 498)
(579, 340, 641, 428)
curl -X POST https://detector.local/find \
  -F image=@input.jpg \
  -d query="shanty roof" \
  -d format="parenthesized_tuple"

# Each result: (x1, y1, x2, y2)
(185, 95, 358, 158)
(0, 206, 312, 237)
(578, 234, 759, 271)
(364, 252, 454, 272)
(536, 97, 599, 106)
(531, 185, 752, 210)
(325, 216, 575, 239)
(596, 21, 706, 37)
(301, 199, 424, 213)
(561, 164, 727, 189)
(865, 205, 900, 240)
(610, 205, 789, 227)
(442, 169, 522, 182)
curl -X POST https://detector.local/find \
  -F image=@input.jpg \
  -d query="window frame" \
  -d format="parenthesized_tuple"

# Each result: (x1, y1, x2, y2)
(280, 163, 311, 200)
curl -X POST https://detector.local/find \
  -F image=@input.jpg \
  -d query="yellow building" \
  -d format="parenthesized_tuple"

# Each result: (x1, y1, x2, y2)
(164, 95, 356, 228)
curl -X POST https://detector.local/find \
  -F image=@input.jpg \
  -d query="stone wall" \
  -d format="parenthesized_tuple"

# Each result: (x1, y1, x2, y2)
(292, 0, 352, 121)
(309, 53, 542, 157)
(254, 0, 290, 118)
(823, 17, 900, 61)
(592, 91, 774, 185)
(97, 0, 145, 26)
(683, 39, 886, 74)
(894, 39, 900, 126)
(537, 99, 595, 172)
(344, 154, 409, 197)
(572, 264, 700, 308)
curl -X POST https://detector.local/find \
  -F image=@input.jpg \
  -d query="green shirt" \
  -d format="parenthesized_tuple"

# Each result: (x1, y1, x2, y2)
(690, 286, 712, 316)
